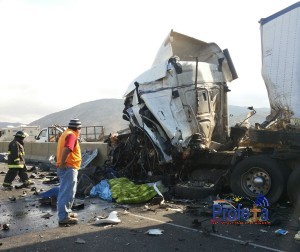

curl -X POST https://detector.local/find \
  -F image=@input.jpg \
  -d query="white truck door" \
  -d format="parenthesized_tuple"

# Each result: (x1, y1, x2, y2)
(35, 128, 48, 142)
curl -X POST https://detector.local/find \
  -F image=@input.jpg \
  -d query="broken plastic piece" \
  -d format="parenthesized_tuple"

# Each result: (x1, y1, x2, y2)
(275, 229, 288, 235)
(94, 211, 121, 224)
(294, 231, 300, 241)
(145, 229, 164, 236)
(75, 238, 86, 244)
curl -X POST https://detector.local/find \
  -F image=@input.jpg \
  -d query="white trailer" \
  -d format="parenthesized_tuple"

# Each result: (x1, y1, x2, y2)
(260, 2, 300, 123)
(0, 125, 40, 142)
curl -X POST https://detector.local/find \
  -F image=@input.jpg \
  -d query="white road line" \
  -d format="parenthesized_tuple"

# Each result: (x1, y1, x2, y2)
(129, 213, 285, 252)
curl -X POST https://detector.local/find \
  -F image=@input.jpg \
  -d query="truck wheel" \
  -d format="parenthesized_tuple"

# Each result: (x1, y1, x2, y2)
(174, 182, 215, 200)
(287, 167, 300, 208)
(230, 156, 285, 204)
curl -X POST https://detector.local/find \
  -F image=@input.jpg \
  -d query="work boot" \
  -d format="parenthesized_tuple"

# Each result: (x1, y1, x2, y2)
(2, 182, 13, 190)
(22, 180, 35, 187)
(59, 217, 78, 225)
(69, 212, 78, 218)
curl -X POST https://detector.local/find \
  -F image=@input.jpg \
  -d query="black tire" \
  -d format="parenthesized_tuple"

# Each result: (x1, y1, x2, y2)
(230, 155, 286, 204)
(174, 183, 215, 200)
(287, 167, 300, 207)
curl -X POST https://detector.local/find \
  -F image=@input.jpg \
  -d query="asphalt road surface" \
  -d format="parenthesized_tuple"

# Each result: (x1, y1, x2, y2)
(1, 162, 300, 252)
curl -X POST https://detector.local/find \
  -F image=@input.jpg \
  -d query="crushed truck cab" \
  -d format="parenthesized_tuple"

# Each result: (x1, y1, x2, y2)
(111, 4, 300, 206)
(123, 30, 237, 164)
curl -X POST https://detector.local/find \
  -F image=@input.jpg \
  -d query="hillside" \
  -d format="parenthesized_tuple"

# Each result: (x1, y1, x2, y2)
(29, 99, 270, 135)
(0, 122, 24, 128)
(29, 99, 129, 135)
(1, 99, 270, 136)
(228, 105, 270, 126)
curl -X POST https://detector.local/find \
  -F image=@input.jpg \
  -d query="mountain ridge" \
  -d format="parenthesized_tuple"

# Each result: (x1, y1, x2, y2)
(0, 99, 270, 135)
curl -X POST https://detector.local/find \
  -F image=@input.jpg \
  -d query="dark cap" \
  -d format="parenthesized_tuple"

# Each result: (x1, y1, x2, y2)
(68, 118, 82, 129)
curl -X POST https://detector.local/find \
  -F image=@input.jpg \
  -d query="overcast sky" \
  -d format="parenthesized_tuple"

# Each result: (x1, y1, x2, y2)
(0, 0, 297, 123)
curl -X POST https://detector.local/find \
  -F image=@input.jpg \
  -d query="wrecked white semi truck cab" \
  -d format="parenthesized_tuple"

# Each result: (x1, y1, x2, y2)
(116, 2, 300, 206)
(118, 31, 240, 192)
(123, 31, 237, 161)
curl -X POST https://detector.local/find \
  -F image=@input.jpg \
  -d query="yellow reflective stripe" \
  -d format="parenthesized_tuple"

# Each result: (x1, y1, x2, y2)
(14, 158, 20, 162)
(8, 164, 23, 168)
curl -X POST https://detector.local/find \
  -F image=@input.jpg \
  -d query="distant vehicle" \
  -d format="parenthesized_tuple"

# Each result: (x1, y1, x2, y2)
(35, 125, 105, 142)
(0, 125, 40, 142)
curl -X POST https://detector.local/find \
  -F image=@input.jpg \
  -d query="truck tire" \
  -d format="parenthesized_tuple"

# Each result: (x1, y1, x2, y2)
(174, 183, 215, 200)
(287, 167, 300, 209)
(230, 155, 286, 204)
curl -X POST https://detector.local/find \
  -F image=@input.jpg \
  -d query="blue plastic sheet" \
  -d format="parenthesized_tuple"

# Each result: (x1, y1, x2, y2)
(39, 187, 59, 197)
(90, 179, 112, 202)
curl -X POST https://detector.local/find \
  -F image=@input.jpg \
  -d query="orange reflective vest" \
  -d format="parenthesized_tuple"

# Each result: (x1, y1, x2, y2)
(56, 129, 81, 169)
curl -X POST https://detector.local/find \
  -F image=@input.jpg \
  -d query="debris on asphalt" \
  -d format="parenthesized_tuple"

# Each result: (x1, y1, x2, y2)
(20, 191, 27, 197)
(75, 238, 86, 244)
(165, 207, 183, 213)
(114, 204, 130, 211)
(71, 200, 84, 210)
(8, 196, 16, 201)
(143, 204, 156, 212)
(149, 196, 164, 205)
(2, 224, 10, 231)
(145, 229, 164, 236)
(94, 211, 121, 224)
(275, 229, 288, 235)
(260, 229, 268, 233)
(239, 241, 250, 246)
(294, 231, 300, 241)
(41, 213, 53, 219)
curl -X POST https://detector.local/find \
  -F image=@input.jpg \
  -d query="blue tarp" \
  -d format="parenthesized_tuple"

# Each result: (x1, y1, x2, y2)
(89, 179, 112, 202)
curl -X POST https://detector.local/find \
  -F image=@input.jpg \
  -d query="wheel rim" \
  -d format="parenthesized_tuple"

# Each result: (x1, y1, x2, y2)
(241, 167, 271, 197)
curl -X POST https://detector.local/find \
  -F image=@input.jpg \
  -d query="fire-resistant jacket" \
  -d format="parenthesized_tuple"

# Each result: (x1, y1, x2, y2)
(7, 139, 25, 168)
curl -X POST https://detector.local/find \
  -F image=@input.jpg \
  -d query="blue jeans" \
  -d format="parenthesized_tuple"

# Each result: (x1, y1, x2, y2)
(57, 167, 78, 222)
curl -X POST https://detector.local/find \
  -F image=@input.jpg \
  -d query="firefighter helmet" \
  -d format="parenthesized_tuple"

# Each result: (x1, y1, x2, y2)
(14, 131, 27, 138)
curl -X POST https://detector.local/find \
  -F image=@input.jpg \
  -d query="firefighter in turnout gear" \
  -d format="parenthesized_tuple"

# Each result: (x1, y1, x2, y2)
(2, 131, 34, 189)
